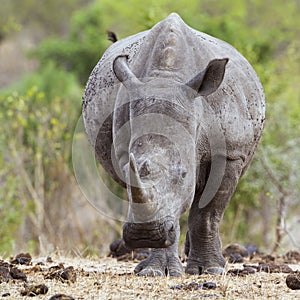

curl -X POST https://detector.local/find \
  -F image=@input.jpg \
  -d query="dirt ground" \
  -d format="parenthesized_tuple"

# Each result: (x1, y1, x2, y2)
(1, 251, 300, 300)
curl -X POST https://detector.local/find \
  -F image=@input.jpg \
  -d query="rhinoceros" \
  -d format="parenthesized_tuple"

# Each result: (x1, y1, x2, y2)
(82, 13, 265, 276)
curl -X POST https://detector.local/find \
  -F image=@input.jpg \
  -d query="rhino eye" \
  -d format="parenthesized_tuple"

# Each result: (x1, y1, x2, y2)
(181, 171, 187, 178)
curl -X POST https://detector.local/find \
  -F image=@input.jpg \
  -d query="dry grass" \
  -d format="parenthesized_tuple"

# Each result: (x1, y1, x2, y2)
(1, 256, 299, 299)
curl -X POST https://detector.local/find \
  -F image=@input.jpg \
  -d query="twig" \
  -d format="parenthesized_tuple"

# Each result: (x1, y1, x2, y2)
(283, 224, 300, 250)
(258, 149, 297, 252)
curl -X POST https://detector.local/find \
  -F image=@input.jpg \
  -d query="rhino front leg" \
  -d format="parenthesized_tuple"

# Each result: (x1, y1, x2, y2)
(186, 158, 244, 275)
(134, 221, 182, 276)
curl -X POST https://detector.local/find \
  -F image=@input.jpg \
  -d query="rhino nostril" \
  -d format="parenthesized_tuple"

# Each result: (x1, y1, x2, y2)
(139, 160, 151, 178)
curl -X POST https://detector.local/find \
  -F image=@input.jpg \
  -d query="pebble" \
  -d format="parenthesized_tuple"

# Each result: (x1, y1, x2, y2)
(244, 244, 260, 257)
(170, 281, 202, 290)
(286, 272, 300, 290)
(228, 253, 244, 263)
(44, 265, 77, 283)
(285, 250, 300, 263)
(9, 267, 27, 281)
(170, 281, 217, 290)
(223, 244, 249, 258)
(1, 293, 10, 297)
(20, 284, 48, 296)
(49, 294, 75, 300)
(10, 252, 32, 265)
(203, 282, 217, 289)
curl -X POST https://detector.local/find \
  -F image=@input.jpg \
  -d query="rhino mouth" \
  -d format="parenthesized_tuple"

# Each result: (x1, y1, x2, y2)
(122, 217, 176, 249)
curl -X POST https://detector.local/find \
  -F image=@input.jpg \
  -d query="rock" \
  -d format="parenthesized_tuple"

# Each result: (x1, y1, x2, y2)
(59, 266, 77, 283)
(227, 266, 256, 277)
(223, 244, 249, 258)
(47, 263, 65, 271)
(32, 256, 53, 265)
(109, 239, 131, 257)
(44, 265, 76, 283)
(0, 266, 13, 283)
(259, 264, 270, 272)
(286, 272, 300, 290)
(258, 262, 293, 273)
(243, 266, 257, 274)
(49, 294, 75, 300)
(170, 281, 217, 291)
(20, 284, 48, 296)
(260, 254, 275, 263)
(203, 282, 217, 289)
(1, 293, 10, 297)
(244, 244, 260, 258)
(228, 253, 244, 263)
(109, 239, 150, 261)
(243, 264, 260, 272)
(9, 267, 27, 281)
(170, 284, 183, 290)
(29, 264, 42, 273)
(10, 252, 32, 265)
(285, 250, 300, 263)
(0, 260, 10, 268)
(0, 260, 27, 282)
(170, 281, 203, 290)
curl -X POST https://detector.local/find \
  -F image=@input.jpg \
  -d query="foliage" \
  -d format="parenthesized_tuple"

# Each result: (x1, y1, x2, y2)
(0, 65, 81, 253)
(32, 3, 108, 84)
(0, 0, 91, 37)
(0, 167, 22, 254)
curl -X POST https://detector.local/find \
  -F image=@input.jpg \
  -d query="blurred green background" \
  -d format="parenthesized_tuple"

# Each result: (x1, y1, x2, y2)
(0, 0, 299, 257)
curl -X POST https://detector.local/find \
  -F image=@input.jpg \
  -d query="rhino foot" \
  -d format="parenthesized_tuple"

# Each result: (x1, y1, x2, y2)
(185, 257, 225, 275)
(134, 248, 182, 277)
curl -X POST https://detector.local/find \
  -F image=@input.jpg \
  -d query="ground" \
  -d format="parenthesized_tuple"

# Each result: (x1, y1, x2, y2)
(1, 251, 300, 299)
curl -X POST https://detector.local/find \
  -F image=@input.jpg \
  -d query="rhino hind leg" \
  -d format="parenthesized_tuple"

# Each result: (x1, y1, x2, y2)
(186, 158, 244, 275)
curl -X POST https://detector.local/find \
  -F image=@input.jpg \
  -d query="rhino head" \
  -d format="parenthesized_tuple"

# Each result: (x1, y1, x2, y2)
(112, 54, 228, 249)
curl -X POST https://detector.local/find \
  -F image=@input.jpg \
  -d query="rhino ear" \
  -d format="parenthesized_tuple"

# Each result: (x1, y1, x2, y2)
(186, 58, 229, 96)
(113, 55, 142, 88)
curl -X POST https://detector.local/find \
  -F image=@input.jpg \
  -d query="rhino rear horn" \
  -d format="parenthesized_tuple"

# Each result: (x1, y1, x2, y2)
(186, 58, 229, 96)
(113, 55, 142, 88)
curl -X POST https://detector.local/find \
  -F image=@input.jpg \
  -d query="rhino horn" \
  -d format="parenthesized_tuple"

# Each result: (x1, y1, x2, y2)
(113, 55, 142, 87)
(186, 58, 229, 96)
(129, 153, 149, 204)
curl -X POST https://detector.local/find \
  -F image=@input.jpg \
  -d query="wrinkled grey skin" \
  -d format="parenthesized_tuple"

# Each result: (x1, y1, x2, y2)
(82, 13, 265, 276)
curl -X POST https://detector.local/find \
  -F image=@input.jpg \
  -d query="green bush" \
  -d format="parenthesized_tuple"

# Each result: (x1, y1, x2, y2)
(0, 63, 82, 253)
(33, 3, 108, 84)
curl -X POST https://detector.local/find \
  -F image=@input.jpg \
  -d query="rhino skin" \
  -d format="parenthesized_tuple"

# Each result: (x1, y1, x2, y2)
(82, 13, 265, 276)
